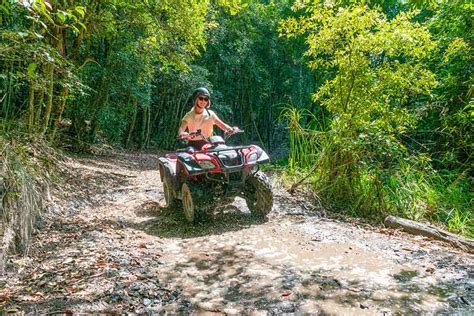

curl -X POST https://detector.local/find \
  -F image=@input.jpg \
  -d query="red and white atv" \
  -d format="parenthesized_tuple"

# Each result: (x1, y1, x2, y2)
(158, 129, 273, 223)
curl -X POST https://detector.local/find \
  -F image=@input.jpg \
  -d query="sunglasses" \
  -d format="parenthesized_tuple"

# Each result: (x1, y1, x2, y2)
(198, 96, 209, 102)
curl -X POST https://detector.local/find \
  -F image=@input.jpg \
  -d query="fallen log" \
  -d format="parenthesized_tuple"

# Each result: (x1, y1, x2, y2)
(384, 215, 474, 254)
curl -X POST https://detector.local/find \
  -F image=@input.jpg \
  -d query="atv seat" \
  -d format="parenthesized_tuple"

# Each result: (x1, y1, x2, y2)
(176, 146, 195, 153)
(209, 136, 225, 145)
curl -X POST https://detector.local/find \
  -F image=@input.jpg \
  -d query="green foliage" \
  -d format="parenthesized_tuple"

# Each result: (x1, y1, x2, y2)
(281, 3, 437, 207)
(415, 0, 473, 169)
(1, 0, 214, 146)
(384, 168, 473, 238)
(279, 2, 472, 236)
(195, 1, 313, 150)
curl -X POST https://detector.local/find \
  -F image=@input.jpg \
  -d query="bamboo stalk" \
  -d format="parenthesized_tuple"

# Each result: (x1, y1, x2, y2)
(50, 86, 69, 141)
(41, 63, 54, 136)
(35, 86, 44, 127)
(125, 100, 138, 148)
(2, 62, 14, 122)
(145, 101, 152, 148)
(140, 105, 148, 149)
(27, 79, 35, 132)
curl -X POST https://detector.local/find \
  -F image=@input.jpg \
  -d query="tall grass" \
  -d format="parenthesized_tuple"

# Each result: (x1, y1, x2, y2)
(282, 107, 473, 238)
(383, 167, 473, 238)
(280, 107, 319, 171)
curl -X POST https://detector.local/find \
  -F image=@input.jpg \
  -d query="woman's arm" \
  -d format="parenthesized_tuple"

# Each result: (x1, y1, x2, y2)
(177, 119, 188, 136)
(213, 112, 233, 132)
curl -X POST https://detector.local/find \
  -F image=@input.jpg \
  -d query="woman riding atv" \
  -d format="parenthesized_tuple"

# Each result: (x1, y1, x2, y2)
(160, 86, 273, 223)
(177, 87, 239, 150)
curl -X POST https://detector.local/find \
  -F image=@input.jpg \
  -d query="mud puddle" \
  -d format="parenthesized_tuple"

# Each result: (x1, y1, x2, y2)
(152, 216, 471, 314)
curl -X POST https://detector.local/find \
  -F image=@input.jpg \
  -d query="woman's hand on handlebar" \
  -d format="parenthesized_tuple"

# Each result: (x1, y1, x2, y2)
(178, 132, 189, 139)
(178, 129, 202, 140)
(225, 126, 243, 136)
(224, 127, 243, 140)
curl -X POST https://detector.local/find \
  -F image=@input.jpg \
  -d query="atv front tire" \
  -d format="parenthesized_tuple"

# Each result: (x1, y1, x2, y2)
(244, 171, 273, 218)
(181, 182, 197, 223)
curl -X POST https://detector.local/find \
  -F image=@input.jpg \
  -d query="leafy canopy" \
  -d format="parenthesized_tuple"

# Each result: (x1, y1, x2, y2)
(280, 2, 436, 163)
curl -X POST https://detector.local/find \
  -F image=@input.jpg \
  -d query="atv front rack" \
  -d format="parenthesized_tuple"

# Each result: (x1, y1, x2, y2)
(199, 146, 249, 171)
(176, 144, 269, 178)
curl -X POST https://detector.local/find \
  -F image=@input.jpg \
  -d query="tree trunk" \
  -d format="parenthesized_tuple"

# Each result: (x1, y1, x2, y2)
(69, 28, 84, 61)
(35, 86, 44, 127)
(41, 63, 54, 136)
(49, 27, 69, 141)
(140, 105, 148, 149)
(50, 86, 69, 141)
(145, 102, 152, 148)
(384, 215, 474, 253)
(125, 100, 138, 148)
(27, 80, 35, 133)
(2, 62, 14, 121)
(83, 38, 111, 143)
(152, 103, 161, 127)
(248, 78, 265, 149)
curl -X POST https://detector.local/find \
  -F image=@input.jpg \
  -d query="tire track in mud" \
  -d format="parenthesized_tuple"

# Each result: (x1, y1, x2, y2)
(1, 152, 472, 314)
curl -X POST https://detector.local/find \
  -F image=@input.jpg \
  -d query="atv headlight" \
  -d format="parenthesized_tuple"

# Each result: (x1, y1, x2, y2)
(248, 152, 258, 162)
(198, 161, 216, 169)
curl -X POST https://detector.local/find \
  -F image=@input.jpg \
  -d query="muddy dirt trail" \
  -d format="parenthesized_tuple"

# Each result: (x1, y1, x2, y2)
(1, 152, 472, 314)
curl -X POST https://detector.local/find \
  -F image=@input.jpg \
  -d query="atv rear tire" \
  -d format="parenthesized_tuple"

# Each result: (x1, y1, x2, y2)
(163, 177, 177, 208)
(244, 171, 273, 218)
(181, 182, 197, 223)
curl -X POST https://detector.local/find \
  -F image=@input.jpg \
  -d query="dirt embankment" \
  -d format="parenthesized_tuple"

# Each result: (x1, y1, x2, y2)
(0, 151, 472, 314)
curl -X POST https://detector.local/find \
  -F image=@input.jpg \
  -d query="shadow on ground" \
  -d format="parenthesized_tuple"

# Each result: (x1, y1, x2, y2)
(128, 201, 266, 239)
(151, 241, 470, 314)
(123, 200, 473, 314)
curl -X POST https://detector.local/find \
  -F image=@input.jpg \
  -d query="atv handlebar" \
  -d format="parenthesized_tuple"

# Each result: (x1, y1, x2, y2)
(177, 128, 244, 141)
(177, 129, 205, 141)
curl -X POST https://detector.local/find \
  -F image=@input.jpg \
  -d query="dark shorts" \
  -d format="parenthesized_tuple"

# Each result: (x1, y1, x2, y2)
(187, 139, 208, 151)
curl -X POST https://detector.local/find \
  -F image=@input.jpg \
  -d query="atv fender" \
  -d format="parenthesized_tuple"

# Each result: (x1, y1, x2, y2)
(158, 157, 179, 191)
(176, 152, 206, 174)
(254, 145, 270, 163)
